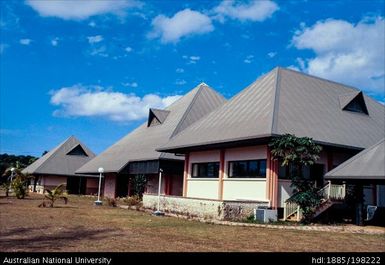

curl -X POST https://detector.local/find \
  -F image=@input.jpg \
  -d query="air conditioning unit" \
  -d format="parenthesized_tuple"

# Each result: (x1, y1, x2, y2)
(254, 208, 278, 223)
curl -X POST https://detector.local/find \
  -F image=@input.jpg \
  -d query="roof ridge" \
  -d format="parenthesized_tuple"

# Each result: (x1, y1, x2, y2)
(74, 138, 96, 157)
(270, 67, 281, 134)
(169, 83, 206, 139)
(33, 136, 76, 173)
(281, 67, 361, 93)
(326, 138, 385, 176)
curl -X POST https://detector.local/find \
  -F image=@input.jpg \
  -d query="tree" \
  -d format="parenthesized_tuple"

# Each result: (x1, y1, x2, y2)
(38, 184, 68, 208)
(269, 134, 323, 223)
(0, 153, 37, 179)
(130, 174, 147, 199)
(2, 168, 33, 199)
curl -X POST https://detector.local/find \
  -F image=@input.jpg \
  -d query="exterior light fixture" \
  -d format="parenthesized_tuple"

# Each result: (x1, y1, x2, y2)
(95, 167, 104, 206)
(153, 168, 164, 216)
(10, 167, 15, 181)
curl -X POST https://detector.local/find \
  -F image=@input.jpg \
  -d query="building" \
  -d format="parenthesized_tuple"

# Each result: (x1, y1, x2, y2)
(325, 138, 385, 208)
(150, 67, 384, 221)
(22, 136, 97, 194)
(76, 83, 226, 198)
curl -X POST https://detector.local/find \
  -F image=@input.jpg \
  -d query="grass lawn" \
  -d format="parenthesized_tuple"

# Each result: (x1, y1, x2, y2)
(0, 192, 384, 252)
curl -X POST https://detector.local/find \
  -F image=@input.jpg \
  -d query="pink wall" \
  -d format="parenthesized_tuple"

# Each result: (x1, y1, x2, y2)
(145, 174, 164, 194)
(224, 145, 267, 178)
(145, 174, 183, 196)
(103, 173, 116, 198)
(86, 177, 99, 195)
(41, 175, 67, 187)
(188, 150, 220, 178)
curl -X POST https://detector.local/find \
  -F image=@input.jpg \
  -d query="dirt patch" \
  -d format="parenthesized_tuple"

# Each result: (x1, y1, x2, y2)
(1, 193, 384, 252)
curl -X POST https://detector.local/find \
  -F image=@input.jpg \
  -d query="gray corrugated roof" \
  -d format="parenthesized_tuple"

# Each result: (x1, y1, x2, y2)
(339, 91, 360, 109)
(22, 136, 96, 177)
(149, 109, 170, 125)
(158, 67, 385, 152)
(76, 83, 226, 174)
(325, 138, 385, 180)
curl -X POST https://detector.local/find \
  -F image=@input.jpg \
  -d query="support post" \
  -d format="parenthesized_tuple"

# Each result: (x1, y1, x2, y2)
(218, 149, 225, 200)
(153, 168, 164, 216)
(182, 153, 189, 197)
(296, 206, 301, 222)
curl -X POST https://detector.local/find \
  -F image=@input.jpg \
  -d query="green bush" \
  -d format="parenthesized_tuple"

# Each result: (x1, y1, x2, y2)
(11, 177, 28, 199)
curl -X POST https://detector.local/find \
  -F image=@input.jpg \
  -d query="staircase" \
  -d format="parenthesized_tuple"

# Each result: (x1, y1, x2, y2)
(283, 181, 346, 221)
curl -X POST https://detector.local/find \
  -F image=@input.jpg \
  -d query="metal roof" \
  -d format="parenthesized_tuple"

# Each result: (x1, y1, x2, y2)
(158, 67, 385, 152)
(325, 138, 385, 180)
(76, 83, 226, 174)
(22, 136, 96, 177)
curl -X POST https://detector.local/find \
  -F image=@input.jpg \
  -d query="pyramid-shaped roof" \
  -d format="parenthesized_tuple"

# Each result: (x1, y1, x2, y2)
(338, 91, 361, 109)
(22, 136, 96, 176)
(76, 83, 226, 174)
(325, 138, 385, 180)
(158, 67, 385, 152)
(148, 109, 170, 126)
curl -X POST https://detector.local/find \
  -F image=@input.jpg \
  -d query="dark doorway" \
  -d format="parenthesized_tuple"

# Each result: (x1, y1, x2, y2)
(116, 174, 129, 198)
(67, 176, 87, 194)
(311, 164, 325, 188)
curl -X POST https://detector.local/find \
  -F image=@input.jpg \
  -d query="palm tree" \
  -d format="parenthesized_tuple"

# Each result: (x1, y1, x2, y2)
(2, 168, 32, 199)
(38, 183, 68, 208)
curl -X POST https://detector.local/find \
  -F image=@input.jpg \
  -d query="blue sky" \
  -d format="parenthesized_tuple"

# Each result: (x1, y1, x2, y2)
(1, 0, 384, 157)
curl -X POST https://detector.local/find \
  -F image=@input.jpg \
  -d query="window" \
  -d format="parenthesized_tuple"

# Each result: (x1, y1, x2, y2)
(228, 160, 267, 178)
(341, 92, 368, 115)
(344, 100, 367, 114)
(279, 164, 324, 181)
(192, 162, 219, 178)
(66, 145, 88, 156)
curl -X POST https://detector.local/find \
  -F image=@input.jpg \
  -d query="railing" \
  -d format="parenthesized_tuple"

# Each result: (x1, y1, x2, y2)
(283, 201, 302, 221)
(319, 181, 346, 200)
(283, 181, 346, 221)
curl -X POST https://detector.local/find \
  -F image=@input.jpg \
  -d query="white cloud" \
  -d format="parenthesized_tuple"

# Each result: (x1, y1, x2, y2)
(267, 51, 277, 58)
(50, 85, 181, 122)
(244, 55, 254, 64)
(214, 0, 279, 22)
(122, 82, 138, 88)
(20, 38, 32, 45)
(87, 35, 103, 44)
(149, 9, 214, 43)
(25, 0, 141, 20)
(176, 68, 184, 73)
(292, 17, 385, 94)
(183, 55, 200, 64)
(175, 79, 187, 85)
(51, 37, 59, 46)
(89, 45, 108, 57)
(125, 46, 133, 52)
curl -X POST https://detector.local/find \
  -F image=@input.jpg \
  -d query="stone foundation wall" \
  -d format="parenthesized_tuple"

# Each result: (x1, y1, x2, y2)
(143, 194, 269, 221)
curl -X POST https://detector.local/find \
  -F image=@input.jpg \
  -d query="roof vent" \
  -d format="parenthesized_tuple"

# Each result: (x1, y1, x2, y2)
(66, 145, 88, 156)
(147, 108, 170, 127)
(339, 91, 368, 115)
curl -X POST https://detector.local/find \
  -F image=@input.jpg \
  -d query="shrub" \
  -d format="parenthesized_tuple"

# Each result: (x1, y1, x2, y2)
(11, 177, 28, 199)
(106, 197, 117, 207)
(130, 174, 147, 199)
(121, 195, 142, 207)
(38, 184, 68, 208)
